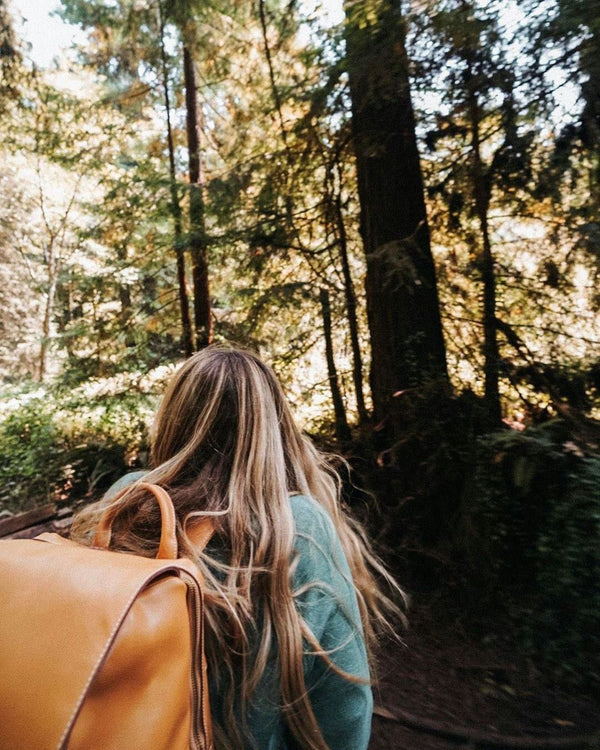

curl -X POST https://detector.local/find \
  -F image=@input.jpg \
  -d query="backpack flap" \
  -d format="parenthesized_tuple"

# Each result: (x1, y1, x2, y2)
(0, 534, 210, 750)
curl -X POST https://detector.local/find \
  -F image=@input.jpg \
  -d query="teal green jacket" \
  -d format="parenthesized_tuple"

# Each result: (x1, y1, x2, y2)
(105, 474, 373, 749)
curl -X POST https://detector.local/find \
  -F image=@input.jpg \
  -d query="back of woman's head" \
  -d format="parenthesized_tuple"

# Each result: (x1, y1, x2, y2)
(148, 346, 335, 537)
(152, 346, 285, 471)
(152, 348, 288, 509)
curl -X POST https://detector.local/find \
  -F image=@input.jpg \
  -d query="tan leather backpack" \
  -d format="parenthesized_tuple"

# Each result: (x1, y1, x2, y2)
(0, 482, 214, 750)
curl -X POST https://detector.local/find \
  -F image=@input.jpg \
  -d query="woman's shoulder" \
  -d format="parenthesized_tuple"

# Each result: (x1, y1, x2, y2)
(288, 494, 351, 583)
(104, 471, 148, 499)
(289, 493, 337, 542)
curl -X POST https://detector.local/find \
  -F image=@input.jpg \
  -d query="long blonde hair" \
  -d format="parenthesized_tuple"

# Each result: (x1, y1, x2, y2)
(71, 345, 402, 749)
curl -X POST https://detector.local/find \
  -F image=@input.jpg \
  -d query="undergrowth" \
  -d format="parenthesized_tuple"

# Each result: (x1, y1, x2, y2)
(0, 372, 168, 512)
(460, 420, 600, 688)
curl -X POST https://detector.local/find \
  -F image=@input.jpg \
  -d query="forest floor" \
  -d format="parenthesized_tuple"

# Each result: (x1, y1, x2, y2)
(369, 599, 600, 749)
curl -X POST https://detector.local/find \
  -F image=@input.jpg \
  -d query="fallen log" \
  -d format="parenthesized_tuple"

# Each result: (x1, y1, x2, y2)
(0, 504, 57, 538)
(7, 513, 73, 540)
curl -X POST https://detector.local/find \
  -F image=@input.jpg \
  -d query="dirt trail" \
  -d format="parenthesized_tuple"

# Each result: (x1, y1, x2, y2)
(369, 607, 599, 749)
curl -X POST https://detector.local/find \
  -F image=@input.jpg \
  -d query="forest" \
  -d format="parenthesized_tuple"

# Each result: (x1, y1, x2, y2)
(1, 0, 599, 745)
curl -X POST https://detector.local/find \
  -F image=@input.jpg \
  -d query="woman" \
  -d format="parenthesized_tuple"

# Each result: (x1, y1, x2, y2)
(72, 346, 401, 750)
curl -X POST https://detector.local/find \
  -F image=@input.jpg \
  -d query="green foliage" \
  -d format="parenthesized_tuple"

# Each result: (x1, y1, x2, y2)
(0, 0, 23, 116)
(0, 391, 68, 512)
(461, 420, 600, 686)
(0, 380, 158, 513)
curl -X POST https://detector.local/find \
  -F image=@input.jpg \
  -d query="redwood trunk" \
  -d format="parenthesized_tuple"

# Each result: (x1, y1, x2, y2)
(344, 0, 448, 427)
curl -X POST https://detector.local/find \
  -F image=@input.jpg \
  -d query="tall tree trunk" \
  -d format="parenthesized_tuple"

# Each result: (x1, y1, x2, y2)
(320, 287, 351, 443)
(468, 89, 502, 426)
(333, 158, 368, 423)
(183, 44, 212, 350)
(159, 1, 193, 358)
(457, 0, 501, 425)
(56, 274, 71, 333)
(344, 0, 448, 428)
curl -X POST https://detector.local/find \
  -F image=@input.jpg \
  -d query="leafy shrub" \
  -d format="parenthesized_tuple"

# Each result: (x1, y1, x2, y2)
(374, 383, 488, 549)
(0, 394, 69, 512)
(461, 420, 600, 686)
(0, 380, 159, 513)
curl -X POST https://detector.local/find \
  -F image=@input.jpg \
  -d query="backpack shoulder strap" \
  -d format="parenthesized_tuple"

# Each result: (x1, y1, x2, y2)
(185, 517, 215, 553)
(93, 483, 179, 559)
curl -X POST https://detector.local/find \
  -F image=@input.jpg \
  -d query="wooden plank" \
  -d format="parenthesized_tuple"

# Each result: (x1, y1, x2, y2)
(0, 504, 57, 538)
(8, 514, 73, 540)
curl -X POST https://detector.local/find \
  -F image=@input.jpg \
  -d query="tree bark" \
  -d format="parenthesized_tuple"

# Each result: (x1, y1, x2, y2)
(344, 0, 448, 428)
(183, 44, 212, 351)
(159, 1, 193, 358)
(320, 287, 351, 443)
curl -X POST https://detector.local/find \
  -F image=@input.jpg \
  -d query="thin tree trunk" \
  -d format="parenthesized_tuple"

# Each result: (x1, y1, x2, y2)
(467, 82, 502, 425)
(183, 44, 212, 350)
(39, 240, 58, 382)
(118, 258, 132, 316)
(320, 287, 351, 443)
(56, 274, 73, 334)
(116, 242, 132, 318)
(333, 158, 368, 423)
(34, 149, 80, 380)
(56, 273, 72, 355)
(159, 1, 193, 358)
(344, 0, 448, 428)
(116, 243, 135, 348)
(258, 0, 288, 148)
